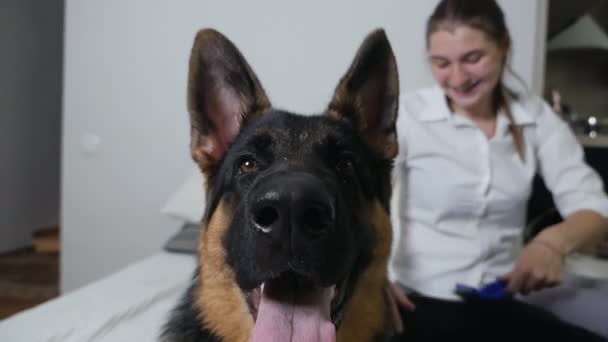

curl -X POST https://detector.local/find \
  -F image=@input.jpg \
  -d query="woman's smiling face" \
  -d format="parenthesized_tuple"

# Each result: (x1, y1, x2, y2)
(427, 25, 507, 113)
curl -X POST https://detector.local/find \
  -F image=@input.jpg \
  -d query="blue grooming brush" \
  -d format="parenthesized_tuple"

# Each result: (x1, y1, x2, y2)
(454, 280, 511, 301)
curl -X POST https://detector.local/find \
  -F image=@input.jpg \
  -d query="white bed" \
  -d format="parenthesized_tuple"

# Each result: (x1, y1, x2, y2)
(0, 252, 196, 342)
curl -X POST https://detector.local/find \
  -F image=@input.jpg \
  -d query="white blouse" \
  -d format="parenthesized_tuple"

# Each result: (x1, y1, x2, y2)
(389, 85, 608, 300)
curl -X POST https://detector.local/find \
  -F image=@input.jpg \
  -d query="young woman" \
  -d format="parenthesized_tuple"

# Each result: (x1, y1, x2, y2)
(388, 0, 608, 340)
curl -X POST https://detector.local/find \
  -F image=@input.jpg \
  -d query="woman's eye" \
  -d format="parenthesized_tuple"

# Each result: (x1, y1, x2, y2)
(430, 57, 450, 69)
(239, 158, 259, 175)
(433, 61, 449, 69)
(464, 53, 481, 64)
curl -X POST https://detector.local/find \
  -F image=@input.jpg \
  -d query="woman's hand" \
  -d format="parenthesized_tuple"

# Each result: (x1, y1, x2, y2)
(499, 236, 565, 295)
(502, 211, 608, 295)
(386, 282, 416, 334)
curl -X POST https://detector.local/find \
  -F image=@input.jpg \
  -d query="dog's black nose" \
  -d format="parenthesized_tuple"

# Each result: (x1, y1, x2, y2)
(251, 191, 282, 234)
(250, 172, 334, 238)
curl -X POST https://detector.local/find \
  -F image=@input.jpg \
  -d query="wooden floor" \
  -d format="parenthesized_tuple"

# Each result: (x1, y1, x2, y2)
(0, 248, 59, 320)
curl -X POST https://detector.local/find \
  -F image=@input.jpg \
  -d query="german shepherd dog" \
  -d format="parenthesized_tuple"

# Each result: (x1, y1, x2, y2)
(162, 28, 400, 342)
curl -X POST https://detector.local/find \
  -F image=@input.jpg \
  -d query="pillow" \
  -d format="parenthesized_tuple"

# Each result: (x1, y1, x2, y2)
(161, 169, 205, 224)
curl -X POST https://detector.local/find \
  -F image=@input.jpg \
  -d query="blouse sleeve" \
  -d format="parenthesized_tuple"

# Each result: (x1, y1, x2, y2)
(534, 99, 608, 219)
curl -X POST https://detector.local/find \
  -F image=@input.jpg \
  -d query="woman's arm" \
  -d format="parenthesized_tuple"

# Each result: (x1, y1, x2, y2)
(535, 209, 608, 256)
(501, 97, 608, 294)
(502, 210, 608, 295)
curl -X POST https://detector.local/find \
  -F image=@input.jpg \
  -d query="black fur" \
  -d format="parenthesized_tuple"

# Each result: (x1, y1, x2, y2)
(162, 110, 389, 341)
(219, 111, 387, 289)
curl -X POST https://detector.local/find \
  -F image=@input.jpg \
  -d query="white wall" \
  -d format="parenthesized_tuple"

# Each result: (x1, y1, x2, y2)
(0, 1, 63, 253)
(61, 0, 545, 292)
(499, 0, 548, 94)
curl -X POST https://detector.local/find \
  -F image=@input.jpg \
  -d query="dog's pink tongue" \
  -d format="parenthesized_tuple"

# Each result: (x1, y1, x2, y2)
(250, 283, 335, 342)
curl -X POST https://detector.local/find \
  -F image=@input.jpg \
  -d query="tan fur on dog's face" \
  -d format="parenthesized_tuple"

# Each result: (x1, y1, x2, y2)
(196, 200, 253, 341)
(337, 200, 393, 342)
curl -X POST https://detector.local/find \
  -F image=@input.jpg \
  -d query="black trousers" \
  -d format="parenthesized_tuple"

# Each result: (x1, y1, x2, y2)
(392, 292, 607, 342)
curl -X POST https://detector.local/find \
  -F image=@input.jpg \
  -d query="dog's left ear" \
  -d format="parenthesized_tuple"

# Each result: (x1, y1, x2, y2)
(327, 29, 399, 159)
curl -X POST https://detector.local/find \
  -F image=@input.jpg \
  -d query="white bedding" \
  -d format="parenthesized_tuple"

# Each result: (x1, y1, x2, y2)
(0, 252, 196, 342)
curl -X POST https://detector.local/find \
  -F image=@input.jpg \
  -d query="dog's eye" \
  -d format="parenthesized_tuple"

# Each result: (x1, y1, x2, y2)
(238, 157, 259, 175)
(335, 153, 355, 173)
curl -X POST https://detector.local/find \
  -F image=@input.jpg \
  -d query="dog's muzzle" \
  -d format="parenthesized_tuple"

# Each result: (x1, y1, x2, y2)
(246, 172, 343, 341)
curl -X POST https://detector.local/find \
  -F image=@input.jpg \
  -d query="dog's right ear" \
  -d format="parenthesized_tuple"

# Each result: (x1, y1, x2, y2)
(187, 29, 271, 175)
(327, 29, 399, 160)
